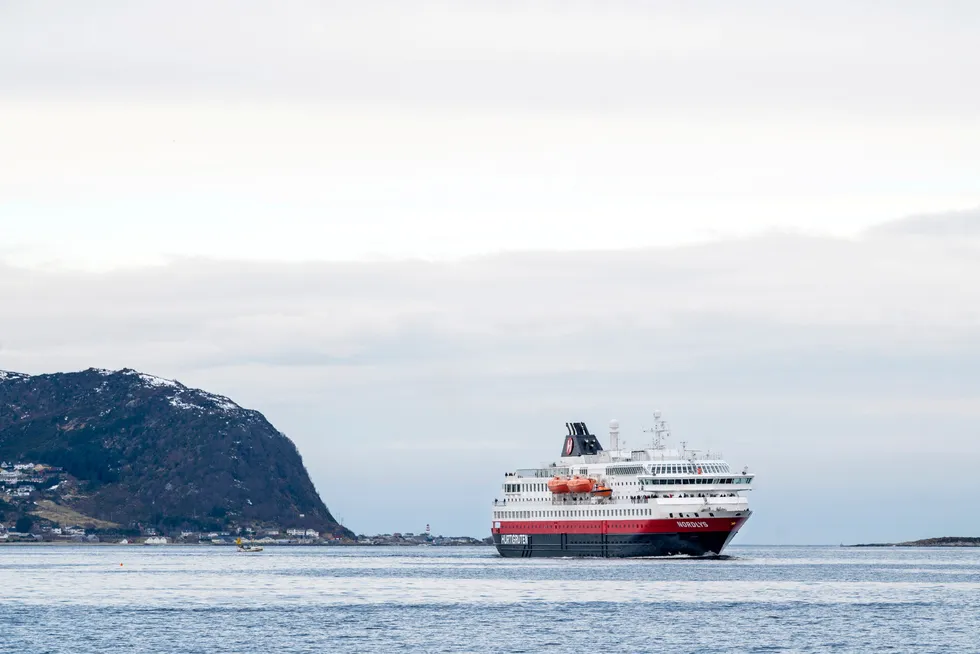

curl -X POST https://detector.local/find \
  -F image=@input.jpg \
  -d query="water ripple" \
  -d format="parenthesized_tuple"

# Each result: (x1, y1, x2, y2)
(1, 544, 978, 652)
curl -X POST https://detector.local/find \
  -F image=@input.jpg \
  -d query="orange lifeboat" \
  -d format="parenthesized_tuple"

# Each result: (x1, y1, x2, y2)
(592, 485, 612, 498)
(547, 476, 570, 494)
(567, 476, 594, 493)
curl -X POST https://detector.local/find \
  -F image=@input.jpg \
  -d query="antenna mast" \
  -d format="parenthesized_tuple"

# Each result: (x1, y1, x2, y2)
(643, 411, 671, 449)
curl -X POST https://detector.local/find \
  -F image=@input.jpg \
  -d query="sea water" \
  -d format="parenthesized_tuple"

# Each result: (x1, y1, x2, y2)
(1, 545, 978, 652)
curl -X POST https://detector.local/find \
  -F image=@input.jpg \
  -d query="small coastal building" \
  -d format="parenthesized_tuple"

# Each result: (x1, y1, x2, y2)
(12, 485, 35, 497)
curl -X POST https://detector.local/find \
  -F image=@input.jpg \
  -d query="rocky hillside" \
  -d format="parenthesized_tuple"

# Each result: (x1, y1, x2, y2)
(0, 368, 351, 538)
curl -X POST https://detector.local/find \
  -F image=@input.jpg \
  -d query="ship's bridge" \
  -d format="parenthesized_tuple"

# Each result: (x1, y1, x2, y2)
(643, 460, 732, 475)
(638, 472, 754, 490)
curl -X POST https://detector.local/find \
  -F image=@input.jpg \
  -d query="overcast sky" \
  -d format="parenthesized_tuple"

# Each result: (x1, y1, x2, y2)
(2, 1, 979, 543)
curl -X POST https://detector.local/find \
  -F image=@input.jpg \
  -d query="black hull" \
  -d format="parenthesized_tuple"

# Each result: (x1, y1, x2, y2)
(492, 530, 738, 558)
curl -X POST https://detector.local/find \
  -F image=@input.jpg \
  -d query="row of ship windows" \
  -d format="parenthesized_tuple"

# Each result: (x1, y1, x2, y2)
(497, 508, 656, 519)
(654, 463, 730, 475)
(605, 465, 644, 476)
(504, 483, 548, 493)
(495, 510, 712, 519)
(646, 477, 753, 486)
(505, 478, 753, 493)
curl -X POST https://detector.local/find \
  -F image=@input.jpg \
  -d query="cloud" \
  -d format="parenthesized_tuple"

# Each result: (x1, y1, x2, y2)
(3, 1, 980, 116)
(3, 222, 978, 387)
(3, 213, 978, 541)
(866, 207, 980, 238)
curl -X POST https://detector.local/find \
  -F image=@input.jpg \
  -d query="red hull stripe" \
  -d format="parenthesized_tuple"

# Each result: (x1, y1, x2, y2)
(492, 517, 746, 535)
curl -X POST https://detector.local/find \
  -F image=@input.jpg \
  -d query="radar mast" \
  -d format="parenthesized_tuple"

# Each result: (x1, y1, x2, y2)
(643, 411, 671, 449)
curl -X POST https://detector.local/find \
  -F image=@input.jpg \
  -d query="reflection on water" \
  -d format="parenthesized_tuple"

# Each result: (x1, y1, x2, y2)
(2, 545, 978, 652)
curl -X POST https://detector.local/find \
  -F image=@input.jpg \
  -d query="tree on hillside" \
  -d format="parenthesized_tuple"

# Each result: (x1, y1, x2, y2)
(15, 515, 33, 533)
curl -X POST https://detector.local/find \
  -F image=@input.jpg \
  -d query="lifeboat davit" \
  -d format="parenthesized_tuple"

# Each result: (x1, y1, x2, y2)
(592, 485, 612, 498)
(567, 476, 594, 493)
(547, 476, 570, 494)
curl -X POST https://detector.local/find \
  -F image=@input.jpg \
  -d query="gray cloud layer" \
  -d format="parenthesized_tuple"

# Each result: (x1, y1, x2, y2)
(868, 207, 980, 237)
(4, 1, 980, 116)
(2, 212, 979, 541)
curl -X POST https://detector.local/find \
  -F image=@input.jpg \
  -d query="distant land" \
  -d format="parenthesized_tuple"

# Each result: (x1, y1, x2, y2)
(846, 537, 980, 547)
(0, 368, 354, 542)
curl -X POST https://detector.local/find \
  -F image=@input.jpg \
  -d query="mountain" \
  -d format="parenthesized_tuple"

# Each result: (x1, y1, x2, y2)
(0, 368, 352, 538)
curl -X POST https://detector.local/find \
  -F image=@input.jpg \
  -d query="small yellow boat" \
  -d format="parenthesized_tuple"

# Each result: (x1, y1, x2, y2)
(235, 537, 264, 553)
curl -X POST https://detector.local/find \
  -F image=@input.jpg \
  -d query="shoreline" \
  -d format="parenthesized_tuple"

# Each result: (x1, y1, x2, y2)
(0, 540, 493, 547)
(844, 537, 980, 548)
(845, 544, 980, 548)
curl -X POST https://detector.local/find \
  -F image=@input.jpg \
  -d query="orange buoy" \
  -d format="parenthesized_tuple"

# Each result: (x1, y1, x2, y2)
(547, 476, 570, 494)
(567, 476, 594, 493)
(592, 485, 612, 497)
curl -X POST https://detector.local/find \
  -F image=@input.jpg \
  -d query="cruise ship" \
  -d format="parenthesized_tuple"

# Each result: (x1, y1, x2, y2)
(491, 414, 753, 557)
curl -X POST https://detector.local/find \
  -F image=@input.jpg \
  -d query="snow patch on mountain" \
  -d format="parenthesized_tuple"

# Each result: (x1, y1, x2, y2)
(6, 367, 244, 415)
(119, 368, 182, 389)
(197, 391, 240, 412)
(139, 373, 181, 389)
(169, 396, 205, 412)
(168, 388, 241, 414)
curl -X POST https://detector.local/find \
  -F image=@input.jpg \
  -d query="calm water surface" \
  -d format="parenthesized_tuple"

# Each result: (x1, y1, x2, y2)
(2, 544, 978, 652)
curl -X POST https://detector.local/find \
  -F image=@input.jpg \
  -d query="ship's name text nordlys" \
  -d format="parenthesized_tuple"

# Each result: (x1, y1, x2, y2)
(677, 521, 710, 528)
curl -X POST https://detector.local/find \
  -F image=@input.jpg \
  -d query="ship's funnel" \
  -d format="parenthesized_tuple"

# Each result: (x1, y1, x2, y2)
(561, 422, 604, 457)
